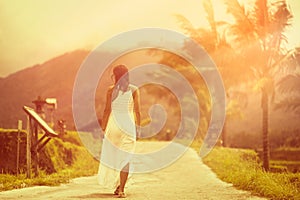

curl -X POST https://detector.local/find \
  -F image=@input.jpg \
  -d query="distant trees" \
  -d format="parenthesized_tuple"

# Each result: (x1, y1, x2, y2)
(144, 50, 210, 140)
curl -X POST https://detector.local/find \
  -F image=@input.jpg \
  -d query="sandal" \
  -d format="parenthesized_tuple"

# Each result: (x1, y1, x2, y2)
(114, 186, 120, 195)
(118, 191, 126, 198)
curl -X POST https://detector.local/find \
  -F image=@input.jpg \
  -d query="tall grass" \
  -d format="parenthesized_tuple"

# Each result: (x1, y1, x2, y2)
(202, 147, 300, 200)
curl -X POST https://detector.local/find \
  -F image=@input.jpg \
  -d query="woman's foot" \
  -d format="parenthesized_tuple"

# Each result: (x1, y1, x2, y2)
(114, 186, 120, 195)
(118, 191, 126, 198)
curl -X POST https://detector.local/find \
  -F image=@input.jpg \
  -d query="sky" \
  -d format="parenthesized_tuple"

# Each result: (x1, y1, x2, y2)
(0, 0, 299, 77)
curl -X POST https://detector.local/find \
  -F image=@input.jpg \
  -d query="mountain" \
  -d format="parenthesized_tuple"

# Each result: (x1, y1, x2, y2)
(0, 50, 90, 129)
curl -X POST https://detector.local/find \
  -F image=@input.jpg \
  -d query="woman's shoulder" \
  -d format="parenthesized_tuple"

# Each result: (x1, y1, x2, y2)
(129, 84, 139, 98)
(128, 84, 138, 91)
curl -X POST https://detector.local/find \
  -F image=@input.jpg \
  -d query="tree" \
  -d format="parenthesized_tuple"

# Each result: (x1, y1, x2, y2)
(175, 0, 252, 146)
(223, 0, 293, 171)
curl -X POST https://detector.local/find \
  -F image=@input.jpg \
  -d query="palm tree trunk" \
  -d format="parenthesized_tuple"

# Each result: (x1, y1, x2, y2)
(261, 87, 270, 171)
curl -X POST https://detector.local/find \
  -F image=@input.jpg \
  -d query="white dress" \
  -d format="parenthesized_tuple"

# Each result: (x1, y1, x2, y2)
(97, 87, 136, 189)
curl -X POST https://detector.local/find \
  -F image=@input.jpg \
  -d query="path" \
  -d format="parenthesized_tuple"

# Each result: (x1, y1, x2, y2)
(0, 142, 266, 200)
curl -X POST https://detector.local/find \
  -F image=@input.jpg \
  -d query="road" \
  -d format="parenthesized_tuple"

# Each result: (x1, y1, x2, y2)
(0, 142, 266, 200)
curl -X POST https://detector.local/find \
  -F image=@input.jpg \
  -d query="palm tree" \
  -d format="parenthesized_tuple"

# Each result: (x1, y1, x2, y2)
(147, 0, 222, 141)
(223, 0, 293, 171)
(175, 0, 253, 147)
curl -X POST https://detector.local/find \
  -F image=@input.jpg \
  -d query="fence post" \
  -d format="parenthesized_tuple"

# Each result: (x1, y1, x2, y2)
(26, 116, 31, 178)
(17, 120, 22, 176)
(33, 122, 39, 176)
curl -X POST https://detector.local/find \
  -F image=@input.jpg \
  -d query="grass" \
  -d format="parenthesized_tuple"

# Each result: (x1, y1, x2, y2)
(201, 147, 300, 200)
(0, 148, 99, 191)
(2, 132, 300, 199)
(0, 131, 99, 192)
(0, 172, 69, 191)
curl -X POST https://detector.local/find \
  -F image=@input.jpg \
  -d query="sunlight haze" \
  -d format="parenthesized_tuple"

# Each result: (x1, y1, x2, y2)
(0, 0, 299, 77)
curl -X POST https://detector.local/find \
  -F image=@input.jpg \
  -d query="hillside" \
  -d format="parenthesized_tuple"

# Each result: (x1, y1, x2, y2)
(0, 50, 90, 129)
(0, 49, 164, 130)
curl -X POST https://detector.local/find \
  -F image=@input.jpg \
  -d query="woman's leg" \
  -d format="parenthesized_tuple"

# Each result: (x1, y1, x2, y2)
(119, 163, 129, 192)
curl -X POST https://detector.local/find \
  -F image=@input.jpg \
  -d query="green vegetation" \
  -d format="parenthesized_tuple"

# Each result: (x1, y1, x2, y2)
(0, 129, 27, 174)
(202, 147, 300, 200)
(0, 131, 99, 191)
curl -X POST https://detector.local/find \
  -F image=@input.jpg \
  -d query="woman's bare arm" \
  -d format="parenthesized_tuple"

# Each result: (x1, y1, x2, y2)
(133, 88, 141, 127)
(101, 86, 113, 131)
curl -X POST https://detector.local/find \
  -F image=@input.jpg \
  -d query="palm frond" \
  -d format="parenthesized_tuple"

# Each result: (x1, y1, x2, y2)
(270, 0, 293, 33)
(174, 14, 200, 37)
(203, 0, 218, 44)
(223, 0, 246, 22)
(253, 0, 269, 36)
(277, 74, 300, 93)
(273, 96, 300, 112)
(270, 48, 296, 76)
(223, 0, 257, 51)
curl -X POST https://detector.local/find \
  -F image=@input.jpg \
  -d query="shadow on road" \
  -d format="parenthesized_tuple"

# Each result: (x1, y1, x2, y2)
(71, 193, 115, 198)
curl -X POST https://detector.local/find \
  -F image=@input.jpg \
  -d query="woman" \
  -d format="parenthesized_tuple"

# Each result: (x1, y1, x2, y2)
(98, 65, 140, 198)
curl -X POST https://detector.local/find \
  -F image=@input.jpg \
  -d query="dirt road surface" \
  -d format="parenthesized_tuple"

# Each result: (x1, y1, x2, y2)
(0, 142, 266, 200)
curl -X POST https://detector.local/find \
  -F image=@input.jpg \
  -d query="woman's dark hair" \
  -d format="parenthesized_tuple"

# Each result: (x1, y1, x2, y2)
(113, 64, 128, 84)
